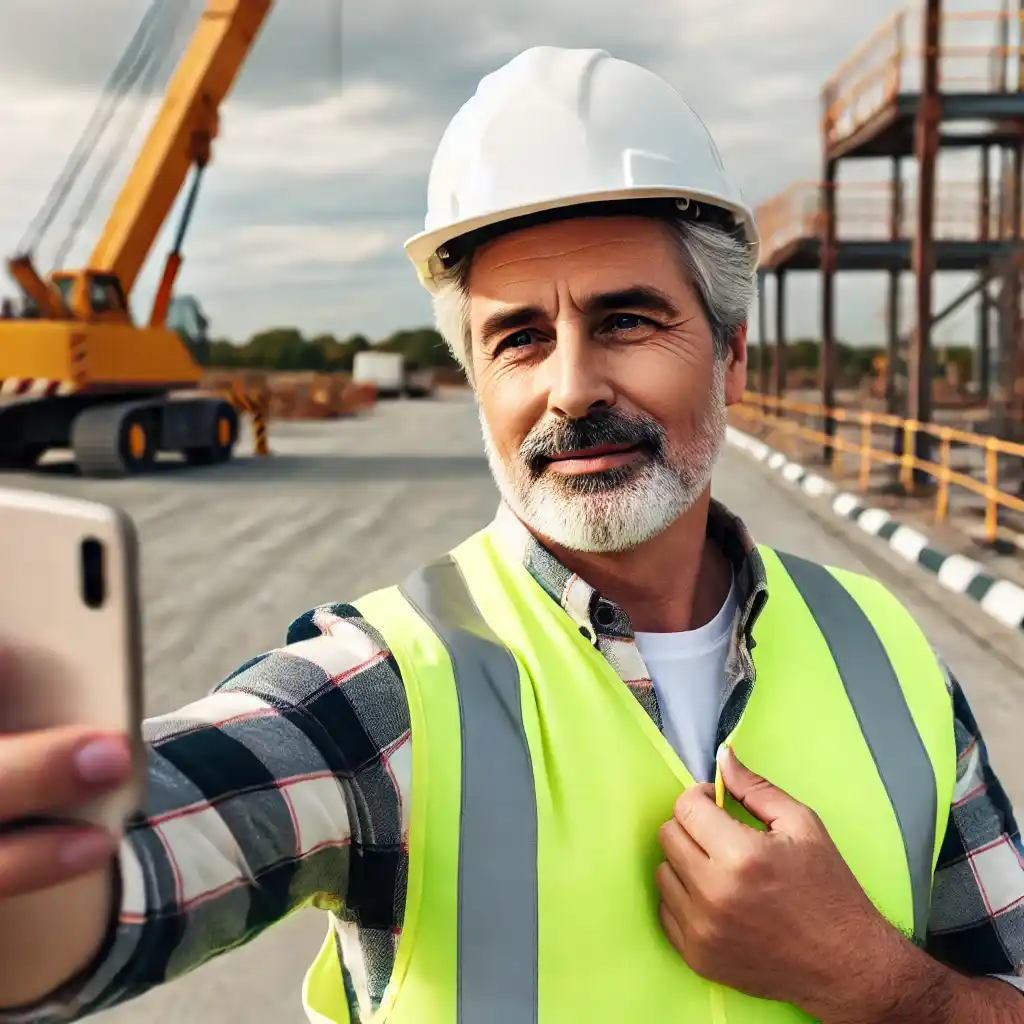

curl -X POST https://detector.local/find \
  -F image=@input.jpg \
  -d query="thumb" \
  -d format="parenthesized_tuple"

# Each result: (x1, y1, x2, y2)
(716, 744, 800, 828)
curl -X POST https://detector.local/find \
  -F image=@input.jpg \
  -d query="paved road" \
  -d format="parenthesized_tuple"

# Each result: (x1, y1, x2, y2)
(3, 389, 1022, 1024)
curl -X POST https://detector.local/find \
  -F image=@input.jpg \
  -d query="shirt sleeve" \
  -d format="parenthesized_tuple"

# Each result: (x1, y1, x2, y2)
(924, 661, 1024, 992)
(1, 604, 412, 1023)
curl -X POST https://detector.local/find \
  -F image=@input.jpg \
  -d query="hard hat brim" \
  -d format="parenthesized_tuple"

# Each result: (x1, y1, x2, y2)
(405, 187, 759, 292)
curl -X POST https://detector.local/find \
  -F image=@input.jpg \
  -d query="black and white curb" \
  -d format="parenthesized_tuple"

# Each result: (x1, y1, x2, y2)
(725, 425, 1024, 632)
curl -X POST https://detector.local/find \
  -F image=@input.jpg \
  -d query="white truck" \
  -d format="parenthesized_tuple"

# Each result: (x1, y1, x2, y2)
(352, 350, 406, 398)
(352, 350, 436, 399)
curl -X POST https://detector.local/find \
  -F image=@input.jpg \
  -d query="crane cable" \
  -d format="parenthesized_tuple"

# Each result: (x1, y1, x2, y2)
(16, 0, 170, 257)
(18, 0, 346, 269)
(51, 0, 193, 270)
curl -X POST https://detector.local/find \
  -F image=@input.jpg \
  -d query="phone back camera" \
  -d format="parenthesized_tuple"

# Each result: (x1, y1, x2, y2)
(80, 537, 106, 608)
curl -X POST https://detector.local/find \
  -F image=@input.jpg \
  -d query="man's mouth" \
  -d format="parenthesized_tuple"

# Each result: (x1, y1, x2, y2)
(543, 443, 643, 474)
(547, 443, 638, 462)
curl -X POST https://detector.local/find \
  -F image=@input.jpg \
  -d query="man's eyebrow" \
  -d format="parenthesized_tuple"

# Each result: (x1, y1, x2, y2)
(478, 286, 681, 346)
(580, 287, 681, 317)
(479, 305, 546, 346)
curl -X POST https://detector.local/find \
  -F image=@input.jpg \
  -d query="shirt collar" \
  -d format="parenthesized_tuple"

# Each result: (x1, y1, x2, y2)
(489, 498, 769, 680)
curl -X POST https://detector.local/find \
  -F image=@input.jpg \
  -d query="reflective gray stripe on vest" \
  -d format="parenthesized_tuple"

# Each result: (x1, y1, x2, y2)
(401, 555, 538, 1024)
(400, 548, 937, 1023)
(776, 551, 937, 940)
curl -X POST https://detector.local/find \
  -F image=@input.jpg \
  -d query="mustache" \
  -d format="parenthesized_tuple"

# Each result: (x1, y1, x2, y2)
(519, 410, 666, 475)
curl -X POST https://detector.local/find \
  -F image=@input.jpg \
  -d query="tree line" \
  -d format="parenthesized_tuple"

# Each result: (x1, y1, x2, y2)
(186, 326, 461, 374)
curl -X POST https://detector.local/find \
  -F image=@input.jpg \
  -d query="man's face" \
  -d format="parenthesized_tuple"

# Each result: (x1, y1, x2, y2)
(469, 215, 748, 553)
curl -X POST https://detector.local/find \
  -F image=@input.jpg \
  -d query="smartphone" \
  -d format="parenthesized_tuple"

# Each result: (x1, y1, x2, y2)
(0, 486, 145, 835)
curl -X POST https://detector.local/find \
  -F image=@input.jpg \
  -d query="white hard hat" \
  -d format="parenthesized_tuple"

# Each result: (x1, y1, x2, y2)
(405, 46, 758, 292)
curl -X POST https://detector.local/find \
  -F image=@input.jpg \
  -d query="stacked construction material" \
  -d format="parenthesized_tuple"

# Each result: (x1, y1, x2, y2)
(299, 372, 377, 419)
(200, 370, 268, 401)
(433, 366, 469, 387)
(200, 371, 377, 419)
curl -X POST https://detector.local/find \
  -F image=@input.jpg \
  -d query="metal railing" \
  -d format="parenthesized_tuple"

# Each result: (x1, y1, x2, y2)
(755, 178, 1020, 263)
(755, 181, 825, 259)
(732, 391, 1024, 542)
(822, 6, 1024, 148)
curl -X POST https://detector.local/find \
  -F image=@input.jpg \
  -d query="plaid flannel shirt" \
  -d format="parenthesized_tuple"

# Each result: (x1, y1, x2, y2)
(10, 501, 1024, 1023)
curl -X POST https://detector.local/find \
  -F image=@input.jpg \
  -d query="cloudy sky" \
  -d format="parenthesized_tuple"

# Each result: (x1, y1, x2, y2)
(0, 0, 1000, 348)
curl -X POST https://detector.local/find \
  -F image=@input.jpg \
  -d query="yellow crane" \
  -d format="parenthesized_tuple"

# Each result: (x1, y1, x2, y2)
(0, 0, 273, 475)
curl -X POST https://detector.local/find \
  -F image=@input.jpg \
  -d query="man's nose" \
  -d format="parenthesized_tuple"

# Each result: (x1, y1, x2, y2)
(546, 329, 615, 420)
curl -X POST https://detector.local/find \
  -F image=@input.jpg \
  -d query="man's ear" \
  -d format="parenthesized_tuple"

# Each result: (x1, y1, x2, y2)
(724, 323, 748, 406)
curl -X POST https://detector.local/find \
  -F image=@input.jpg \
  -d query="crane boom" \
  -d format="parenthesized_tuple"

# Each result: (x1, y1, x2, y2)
(0, 0, 292, 479)
(88, 0, 272, 297)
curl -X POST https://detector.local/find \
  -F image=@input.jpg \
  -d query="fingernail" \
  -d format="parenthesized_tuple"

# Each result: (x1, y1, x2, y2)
(74, 737, 130, 785)
(716, 743, 730, 768)
(60, 830, 116, 870)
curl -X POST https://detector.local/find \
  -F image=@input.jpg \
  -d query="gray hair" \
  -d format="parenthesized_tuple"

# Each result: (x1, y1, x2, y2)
(431, 214, 758, 383)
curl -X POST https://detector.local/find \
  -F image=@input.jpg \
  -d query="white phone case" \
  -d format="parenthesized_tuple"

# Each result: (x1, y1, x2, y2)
(0, 486, 145, 835)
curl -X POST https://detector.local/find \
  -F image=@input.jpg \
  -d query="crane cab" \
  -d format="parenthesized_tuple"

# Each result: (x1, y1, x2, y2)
(50, 270, 133, 325)
(5, 258, 131, 326)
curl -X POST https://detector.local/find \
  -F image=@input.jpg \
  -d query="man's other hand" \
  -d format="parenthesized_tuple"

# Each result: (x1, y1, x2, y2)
(656, 745, 927, 1022)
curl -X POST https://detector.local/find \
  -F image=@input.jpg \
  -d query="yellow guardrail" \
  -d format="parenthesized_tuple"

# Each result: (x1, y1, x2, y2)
(733, 392, 1024, 543)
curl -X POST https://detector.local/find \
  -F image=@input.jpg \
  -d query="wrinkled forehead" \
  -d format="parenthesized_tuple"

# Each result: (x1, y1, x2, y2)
(466, 215, 690, 309)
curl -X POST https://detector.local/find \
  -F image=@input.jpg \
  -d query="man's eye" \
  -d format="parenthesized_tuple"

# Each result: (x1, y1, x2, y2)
(498, 330, 534, 351)
(608, 314, 648, 331)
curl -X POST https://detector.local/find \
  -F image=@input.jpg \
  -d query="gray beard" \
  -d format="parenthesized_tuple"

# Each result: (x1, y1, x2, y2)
(479, 363, 727, 554)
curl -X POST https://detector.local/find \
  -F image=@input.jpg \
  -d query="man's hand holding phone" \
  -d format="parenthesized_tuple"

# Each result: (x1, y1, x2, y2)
(0, 700, 132, 897)
(0, 488, 145, 1008)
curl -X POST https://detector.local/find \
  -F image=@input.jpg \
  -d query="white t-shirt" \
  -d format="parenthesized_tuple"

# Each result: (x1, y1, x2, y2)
(633, 576, 737, 783)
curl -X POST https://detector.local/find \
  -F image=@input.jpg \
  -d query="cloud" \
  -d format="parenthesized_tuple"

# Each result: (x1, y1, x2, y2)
(0, 0, 997, 347)
(214, 86, 439, 179)
(196, 223, 400, 274)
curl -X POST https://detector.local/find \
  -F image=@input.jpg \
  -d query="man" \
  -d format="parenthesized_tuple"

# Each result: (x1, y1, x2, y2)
(1, 47, 1022, 1024)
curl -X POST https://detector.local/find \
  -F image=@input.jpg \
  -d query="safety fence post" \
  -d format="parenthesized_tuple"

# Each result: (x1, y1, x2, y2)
(252, 378, 270, 456)
(225, 376, 271, 457)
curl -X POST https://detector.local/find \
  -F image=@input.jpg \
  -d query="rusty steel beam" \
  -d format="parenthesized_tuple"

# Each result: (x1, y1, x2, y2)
(756, 269, 769, 396)
(885, 273, 901, 412)
(774, 270, 787, 397)
(996, 0, 1010, 92)
(1011, 2, 1019, 423)
(987, 0, 1024, 436)
(1010, 141, 1023, 426)
(991, 149, 1016, 435)
(886, 156, 903, 413)
(977, 286, 992, 399)
(900, 273, 995, 346)
(1010, 0, 1023, 428)
(978, 145, 992, 399)
(907, 0, 941, 482)
(991, 147, 1024, 436)
(820, 164, 838, 464)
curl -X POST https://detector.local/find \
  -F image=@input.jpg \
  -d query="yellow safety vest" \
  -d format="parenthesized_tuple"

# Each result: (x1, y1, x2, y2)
(302, 527, 956, 1023)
